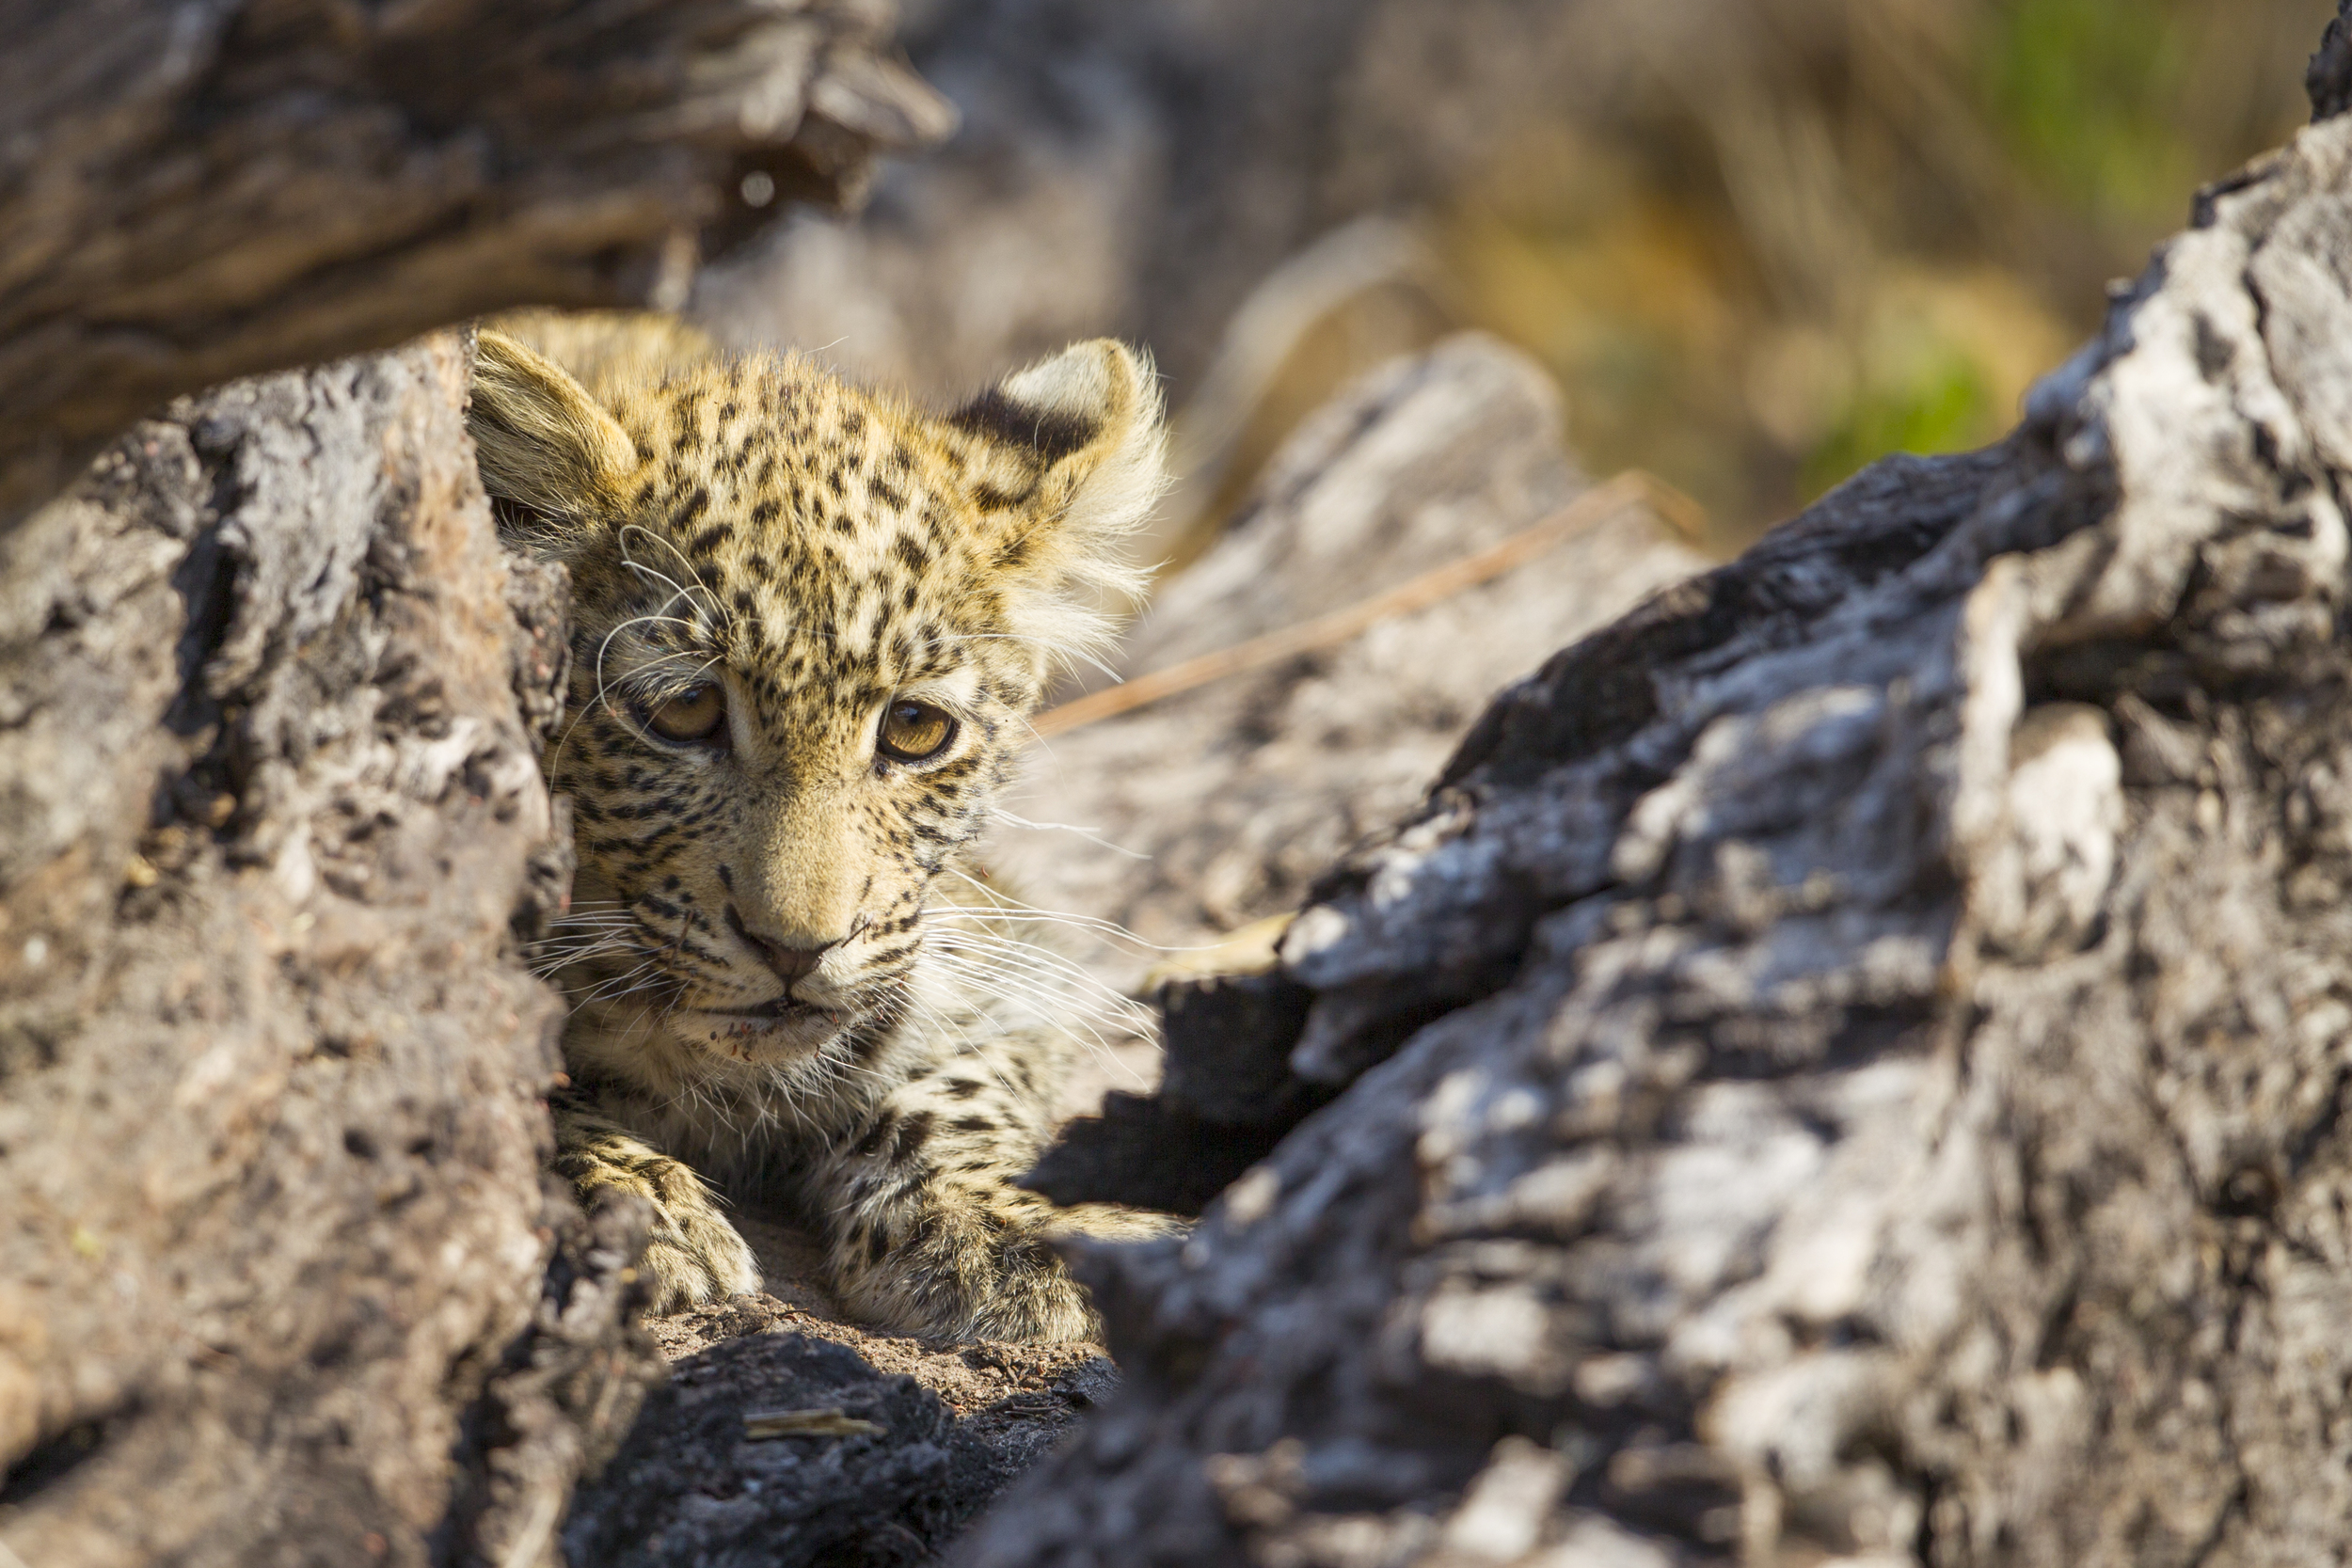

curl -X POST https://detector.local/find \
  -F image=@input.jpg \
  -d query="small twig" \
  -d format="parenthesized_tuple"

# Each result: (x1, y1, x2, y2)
(742, 1407, 887, 1440)
(1029, 469, 1706, 741)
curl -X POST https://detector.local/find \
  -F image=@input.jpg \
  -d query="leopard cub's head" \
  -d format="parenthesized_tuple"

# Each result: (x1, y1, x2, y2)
(469, 325, 1164, 1078)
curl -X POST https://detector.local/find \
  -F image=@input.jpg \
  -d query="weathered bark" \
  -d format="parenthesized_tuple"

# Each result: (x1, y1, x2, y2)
(0, 335, 658, 1567)
(0, 0, 954, 521)
(966, 45, 2352, 1568)
(565, 1313, 1120, 1568)
(548, 1210, 1140, 1566)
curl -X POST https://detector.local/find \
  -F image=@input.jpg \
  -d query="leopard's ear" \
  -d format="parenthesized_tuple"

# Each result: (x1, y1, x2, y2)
(469, 328, 640, 553)
(948, 339, 1167, 657)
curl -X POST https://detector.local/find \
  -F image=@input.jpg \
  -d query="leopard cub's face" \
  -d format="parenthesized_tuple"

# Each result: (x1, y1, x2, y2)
(469, 327, 1162, 1079)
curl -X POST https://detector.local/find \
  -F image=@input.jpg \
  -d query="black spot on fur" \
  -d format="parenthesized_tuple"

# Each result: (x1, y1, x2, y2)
(892, 1112, 935, 1164)
(950, 388, 1100, 466)
(995, 529, 1036, 569)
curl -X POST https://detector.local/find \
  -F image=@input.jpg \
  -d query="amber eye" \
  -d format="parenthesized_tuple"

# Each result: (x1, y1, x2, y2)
(877, 699, 956, 762)
(645, 683, 727, 745)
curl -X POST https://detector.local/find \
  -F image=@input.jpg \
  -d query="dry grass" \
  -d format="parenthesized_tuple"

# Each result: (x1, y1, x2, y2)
(1434, 0, 2330, 544)
(1186, 0, 2330, 553)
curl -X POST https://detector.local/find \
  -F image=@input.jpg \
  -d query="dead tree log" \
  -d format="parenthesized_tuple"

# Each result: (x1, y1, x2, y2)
(0, 0, 953, 521)
(0, 335, 658, 1567)
(965, 32, 2352, 1568)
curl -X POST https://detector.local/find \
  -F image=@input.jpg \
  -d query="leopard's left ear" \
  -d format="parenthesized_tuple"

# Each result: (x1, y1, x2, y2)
(469, 327, 641, 556)
(949, 340, 1167, 653)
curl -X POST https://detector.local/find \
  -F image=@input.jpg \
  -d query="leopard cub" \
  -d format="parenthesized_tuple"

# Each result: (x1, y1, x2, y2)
(470, 311, 1176, 1341)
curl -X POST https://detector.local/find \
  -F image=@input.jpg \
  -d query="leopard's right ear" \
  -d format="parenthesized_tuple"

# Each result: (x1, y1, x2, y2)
(469, 328, 639, 551)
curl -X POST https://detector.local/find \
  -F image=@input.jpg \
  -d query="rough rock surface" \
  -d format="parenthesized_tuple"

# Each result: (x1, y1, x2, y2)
(963, 58, 2352, 1568)
(0, 336, 658, 1568)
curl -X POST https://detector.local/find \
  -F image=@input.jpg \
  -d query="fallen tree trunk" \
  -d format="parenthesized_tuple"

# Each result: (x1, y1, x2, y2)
(967, 27, 2352, 1568)
(0, 0, 954, 521)
(0, 335, 658, 1567)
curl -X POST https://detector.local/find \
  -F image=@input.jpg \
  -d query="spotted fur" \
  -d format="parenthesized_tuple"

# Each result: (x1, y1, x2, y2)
(471, 312, 1176, 1340)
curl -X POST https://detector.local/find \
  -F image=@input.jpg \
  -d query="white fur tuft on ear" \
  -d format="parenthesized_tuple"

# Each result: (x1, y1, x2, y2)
(949, 339, 1168, 672)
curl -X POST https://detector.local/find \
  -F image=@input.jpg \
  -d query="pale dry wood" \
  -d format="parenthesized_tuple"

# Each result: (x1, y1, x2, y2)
(743, 1408, 890, 1440)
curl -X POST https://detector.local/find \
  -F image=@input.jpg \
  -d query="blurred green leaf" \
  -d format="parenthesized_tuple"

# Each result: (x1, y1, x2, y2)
(1804, 346, 1994, 500)
(1975, 0, 2199, 228)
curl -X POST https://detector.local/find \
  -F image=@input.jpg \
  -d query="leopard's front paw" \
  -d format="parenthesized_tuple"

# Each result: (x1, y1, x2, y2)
(636, 1199, 763, 1314)
(629, 1160, 761, 1312)
(554, 1115, 762, 1313)
(831, 1191, 1184, 1343)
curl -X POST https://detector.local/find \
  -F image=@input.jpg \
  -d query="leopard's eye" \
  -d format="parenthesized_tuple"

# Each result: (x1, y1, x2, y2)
(645, 683, 727, 745)
(877, 699, 956, 763)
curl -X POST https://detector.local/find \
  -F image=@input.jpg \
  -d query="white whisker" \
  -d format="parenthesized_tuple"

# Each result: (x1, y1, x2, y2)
(991, 810, 1152, 860)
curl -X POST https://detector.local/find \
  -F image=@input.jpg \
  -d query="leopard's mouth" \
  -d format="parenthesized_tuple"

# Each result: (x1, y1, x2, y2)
(677, 967, 908, 1055)
(724, 996, 829, 1022)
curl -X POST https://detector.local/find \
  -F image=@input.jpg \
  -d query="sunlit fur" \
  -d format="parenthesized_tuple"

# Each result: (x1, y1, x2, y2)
(473, 312, 1175, 1339)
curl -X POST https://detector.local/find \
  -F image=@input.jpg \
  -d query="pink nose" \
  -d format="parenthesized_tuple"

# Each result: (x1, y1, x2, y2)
(726, 907, 836, 983)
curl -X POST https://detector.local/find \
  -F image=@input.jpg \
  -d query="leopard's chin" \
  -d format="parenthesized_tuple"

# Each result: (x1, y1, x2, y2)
(673, 1001, 849, 1065)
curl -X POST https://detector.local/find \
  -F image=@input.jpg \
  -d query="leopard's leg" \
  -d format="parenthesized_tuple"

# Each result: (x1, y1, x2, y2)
(803, 1035, 1182, 1342)
(550, 1093, 761, 1312)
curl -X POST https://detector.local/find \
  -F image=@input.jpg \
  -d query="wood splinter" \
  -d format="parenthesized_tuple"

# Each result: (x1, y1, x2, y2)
(742, 1408, 888, 1440)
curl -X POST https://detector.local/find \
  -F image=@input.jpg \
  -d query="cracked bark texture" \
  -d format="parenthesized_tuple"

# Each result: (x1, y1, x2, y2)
(0, 336, 660, 1568)
(0, 0, 953, 522)
(967, 45, 2352, 1568)
(565, 1320, 1122, 1568)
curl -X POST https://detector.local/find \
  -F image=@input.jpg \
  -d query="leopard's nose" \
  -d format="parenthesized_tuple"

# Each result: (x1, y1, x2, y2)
(726, 907, 839, 984)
